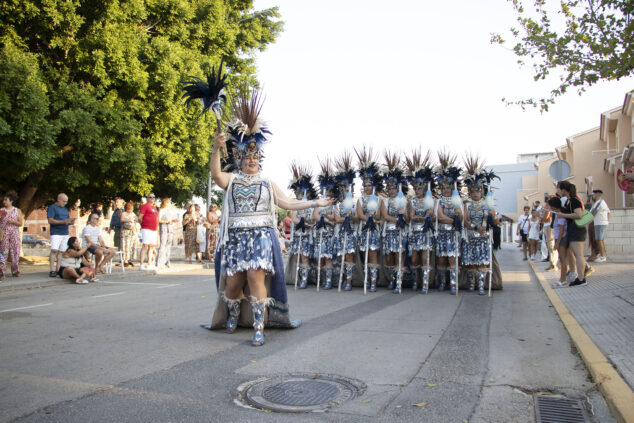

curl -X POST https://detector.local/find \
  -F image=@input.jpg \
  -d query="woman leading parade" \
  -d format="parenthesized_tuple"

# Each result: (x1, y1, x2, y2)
(207, 91, 332, 346)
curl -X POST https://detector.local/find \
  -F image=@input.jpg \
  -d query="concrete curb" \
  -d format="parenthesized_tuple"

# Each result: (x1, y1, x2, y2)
(0, 264, 212, 293)
(528, 261, 634, 423)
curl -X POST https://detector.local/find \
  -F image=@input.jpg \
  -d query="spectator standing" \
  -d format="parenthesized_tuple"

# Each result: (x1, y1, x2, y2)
(548, 197, 568, 285)
(590, 189, 610, 262)
(120, 201, 138, 267)
(108, 198, 125, 251)
(157, 198, 177, 269)
(0, 191, 23, 279)
(82, 213, 116, 273)
(47, 193, 74, 277)
(138, 193, 159, 270)
(182, 204, 198, 263)
(556, 181, 591, 287)
(516, 206, 530, 260)
(207, 204, 220, 261)
(195, 204, 207, 263)
(527, 209, 541, 260)
(541, 202, 558, 271)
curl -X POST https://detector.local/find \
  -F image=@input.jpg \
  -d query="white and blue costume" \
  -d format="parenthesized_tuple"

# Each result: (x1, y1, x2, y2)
(461, 199, 490, 267)
(408, 198, 433, 253)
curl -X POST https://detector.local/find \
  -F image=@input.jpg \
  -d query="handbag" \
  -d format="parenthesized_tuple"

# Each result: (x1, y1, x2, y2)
(574, 210, 594, 228)
(196, 225, 205, 244)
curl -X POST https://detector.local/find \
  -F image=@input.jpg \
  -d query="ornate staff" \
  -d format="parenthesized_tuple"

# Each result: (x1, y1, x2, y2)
(182, 60, 229, 155)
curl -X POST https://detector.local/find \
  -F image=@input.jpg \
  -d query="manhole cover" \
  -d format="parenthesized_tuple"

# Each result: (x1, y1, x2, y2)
(534, 395, 588, 423)
(238, 374, 365, 413)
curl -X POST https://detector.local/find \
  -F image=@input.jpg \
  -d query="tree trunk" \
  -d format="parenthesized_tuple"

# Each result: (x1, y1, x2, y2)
(17, 173, 47, 219)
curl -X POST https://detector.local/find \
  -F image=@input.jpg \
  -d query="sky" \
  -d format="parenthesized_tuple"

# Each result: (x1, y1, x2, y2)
(250, 0, 633, 193)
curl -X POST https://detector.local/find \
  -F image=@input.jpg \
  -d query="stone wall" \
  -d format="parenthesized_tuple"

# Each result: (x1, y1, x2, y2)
(605, 209, 634, 262)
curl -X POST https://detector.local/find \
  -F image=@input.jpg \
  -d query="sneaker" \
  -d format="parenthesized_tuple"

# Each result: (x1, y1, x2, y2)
(147, 264, 156, 270)
(566, 272, 577, 283)
(595, 256, 607, 263)
(584, 265, 594, 278)
(49, 271, 58, 278)
(523, 257, 528, 261)
(569, 278, 587, 287)
(139, 264, 146, 271)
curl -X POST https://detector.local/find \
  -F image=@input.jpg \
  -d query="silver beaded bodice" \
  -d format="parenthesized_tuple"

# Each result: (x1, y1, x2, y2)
(227, 173, 274, 229)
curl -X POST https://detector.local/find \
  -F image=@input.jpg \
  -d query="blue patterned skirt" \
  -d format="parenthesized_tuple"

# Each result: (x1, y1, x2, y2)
(335, 230, 357, 255)
(382, 229, 408, 254)
(358, 228, 381, 252)
(222, 227, 274, 276)
(313, 231, 335, 259)
(408, 230, 433, 253)
(461, 235, 490, 266)
(289, 231, 313, 257)
(435, 229, 460, 257)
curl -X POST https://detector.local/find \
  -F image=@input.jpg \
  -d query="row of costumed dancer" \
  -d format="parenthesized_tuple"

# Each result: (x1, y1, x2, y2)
(182, 61, 501, 345)
(285, 149, 504, 296)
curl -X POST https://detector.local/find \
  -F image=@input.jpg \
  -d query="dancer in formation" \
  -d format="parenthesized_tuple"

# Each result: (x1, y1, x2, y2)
(380, 152, 410, 293)
(334, 152, 358, 291)
(207, 91, 332, 345)
(434, 151, 463, 295)
(355, 147, 384, 293)
(288, 162, 318, 289)
(405, 149, 436, 293)
(312, 159, 339, 290)
(462, 155, 499, 295)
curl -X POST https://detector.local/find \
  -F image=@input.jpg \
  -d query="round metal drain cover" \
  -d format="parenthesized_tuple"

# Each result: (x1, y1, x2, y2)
(239, 374, 364, 413)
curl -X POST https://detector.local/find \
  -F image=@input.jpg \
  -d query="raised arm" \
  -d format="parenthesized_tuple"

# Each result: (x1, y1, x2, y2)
(271, 182, 332, 211)
(210, 132, 231, 189)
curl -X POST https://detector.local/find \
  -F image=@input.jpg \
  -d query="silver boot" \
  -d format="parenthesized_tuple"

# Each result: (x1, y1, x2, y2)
(411, 266, 419, 292)
(449, 269, 457, 295)
(324, 268, 333, 289)
(421, 268, 430, 294)
(437, 269, 447, 291)
(369, 265, 379, 292)
(299, 266, 309, 289)
(344, 263, 354, 291)
(468, 271, 475, 291)
(250, 298, 268, 346)
(477, 271, 486, 295)
(387, 266, 395, 290)
(223, 294, 241, 334)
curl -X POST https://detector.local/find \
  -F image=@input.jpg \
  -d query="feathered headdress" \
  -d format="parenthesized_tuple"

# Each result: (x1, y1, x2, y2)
(317, 158, 339, 199)
(382, 151, 408, 194)
(405, 148, 435, 191)
(435, 149, 462, 191)
(223, 89, 272, 172)
(355, 146, 384, 194)
(335, 151, 356, 194)
(289, 161, 318, 200)
(462, 153, 487, 193)
(182, 60, 228, 124)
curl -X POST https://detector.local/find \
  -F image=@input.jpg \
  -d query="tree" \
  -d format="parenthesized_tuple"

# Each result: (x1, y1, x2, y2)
(491, 0, 633, 112)
(0, 0, 282, 217)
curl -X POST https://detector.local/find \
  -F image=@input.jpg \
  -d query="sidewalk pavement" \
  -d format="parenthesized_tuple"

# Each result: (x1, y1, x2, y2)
(0, 259, 213, 293)
(529, 255, 634, 423)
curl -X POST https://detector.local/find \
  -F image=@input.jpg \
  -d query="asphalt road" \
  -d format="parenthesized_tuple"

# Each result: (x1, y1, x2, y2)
(0, 247, 615, 422)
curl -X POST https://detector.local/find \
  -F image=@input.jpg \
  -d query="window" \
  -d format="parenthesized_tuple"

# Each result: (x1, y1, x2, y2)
(41, 226, 47, 232)
(23, 227, 28, 232)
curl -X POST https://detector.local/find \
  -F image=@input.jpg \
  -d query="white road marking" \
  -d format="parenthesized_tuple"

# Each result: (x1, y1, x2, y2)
(0, 303, 53, 313)
(92, 292, 125, 298)
(155, 284, 180, 289)
(101, 281, 169, 286)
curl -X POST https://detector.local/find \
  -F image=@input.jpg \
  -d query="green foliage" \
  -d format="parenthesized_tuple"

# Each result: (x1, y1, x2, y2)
(492, 0, 633, 112)
(0, 0, 282, 215)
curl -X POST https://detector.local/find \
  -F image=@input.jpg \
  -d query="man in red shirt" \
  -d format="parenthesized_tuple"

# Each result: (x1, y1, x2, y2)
(139, 193, 159, 270)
